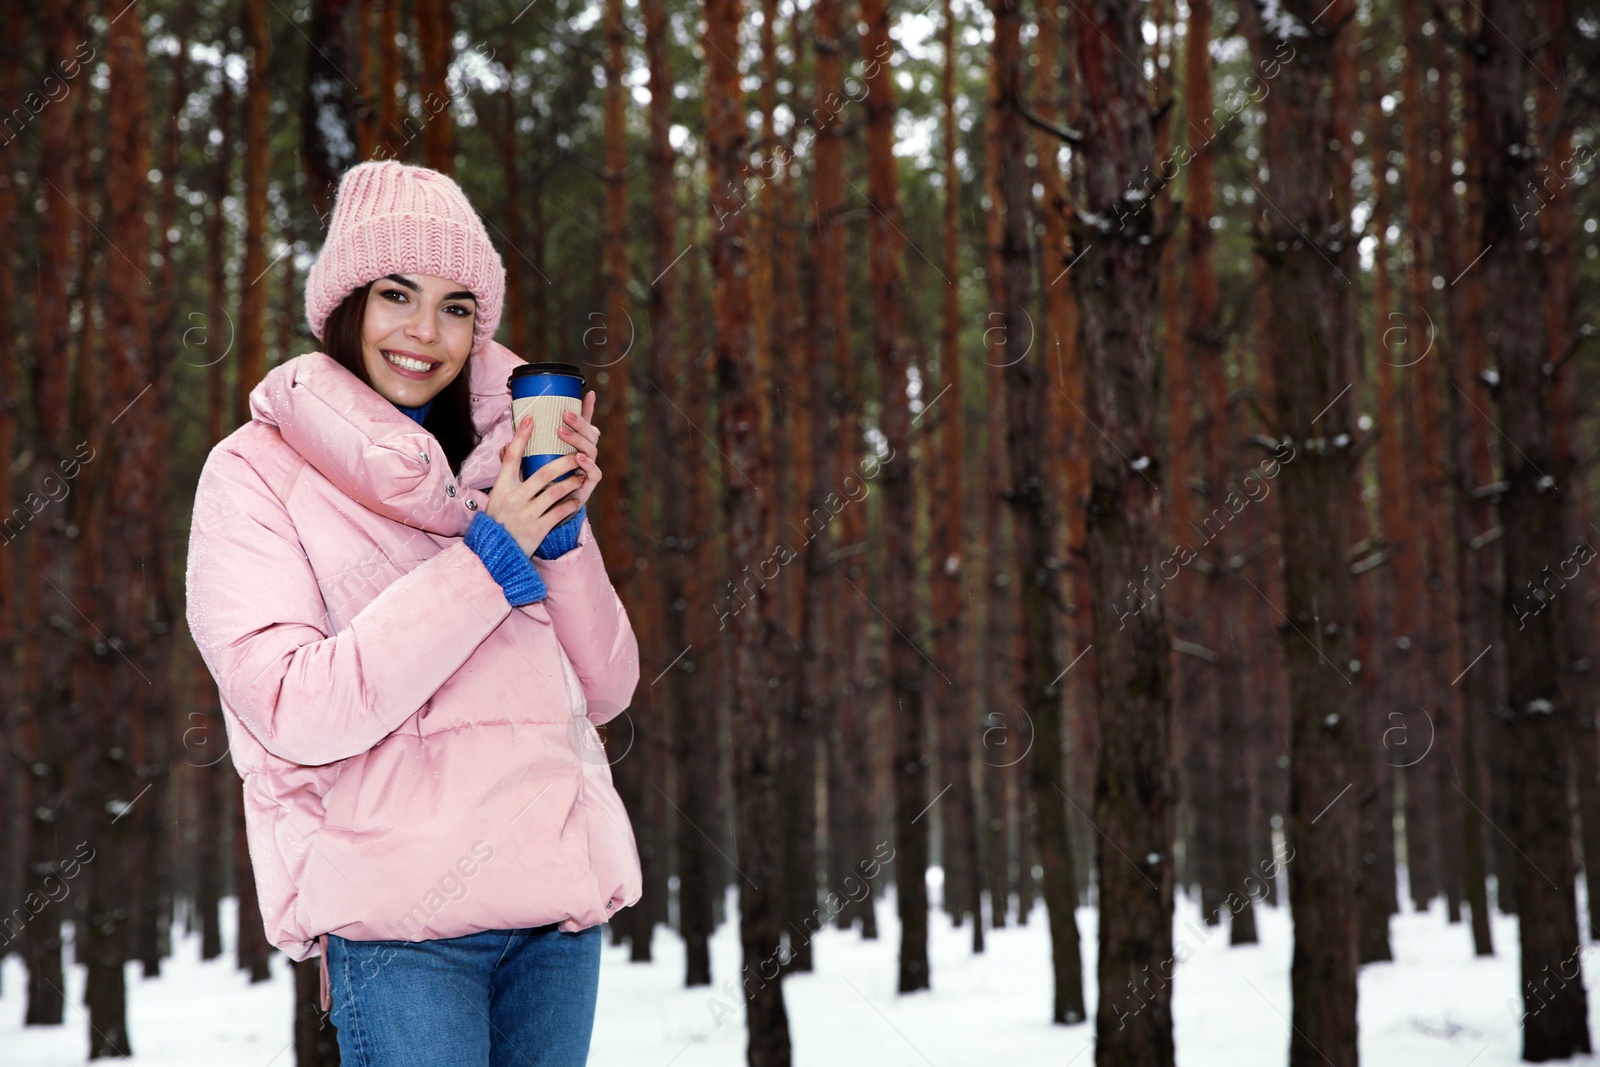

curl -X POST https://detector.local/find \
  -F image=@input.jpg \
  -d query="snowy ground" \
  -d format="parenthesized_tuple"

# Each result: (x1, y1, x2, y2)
(3, 879, 1597, 1065)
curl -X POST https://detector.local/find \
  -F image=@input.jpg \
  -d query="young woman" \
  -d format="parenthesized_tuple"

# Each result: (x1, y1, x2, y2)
(185, 160, 642, 1066)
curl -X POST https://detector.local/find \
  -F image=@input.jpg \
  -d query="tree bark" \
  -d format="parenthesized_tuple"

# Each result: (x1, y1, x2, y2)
(1437, 0, 1495, 956)
(296, 955, 341, 1065)
(933, 0, 984, 954)
(977, 18, 1017, 938)
(705, 0, 793, 1057)
(1360, 47, 1401, 964)
(857, 0, 929, 997)
(414, 0, 456, 173)
(375, 0, 403, 160)
(992, 0, 1085, 1022)
(596, 0, 653, 964)
(1067, 0, 1176, 1061)
(1472, 0, 1591, 1057)
(500, 88, 528, 356)
(624, 0, 672, 968)
(750, 0, 820, 977)
(304, 0, 363, 222)
(92, 2, 160, 1045)
(679, 207, 722, 984)
(20, 0, 86, 1027)
(0, 0, 25, 982)
(1240, 1, 1364, 1063)
(238, 0, 270, 418)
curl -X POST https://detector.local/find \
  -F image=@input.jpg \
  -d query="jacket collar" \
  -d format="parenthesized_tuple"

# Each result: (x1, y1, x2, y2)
(248, 341, 523, 537)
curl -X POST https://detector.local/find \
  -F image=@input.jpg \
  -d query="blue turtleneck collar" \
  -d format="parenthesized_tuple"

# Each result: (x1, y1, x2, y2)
(393, 397, 434, 425)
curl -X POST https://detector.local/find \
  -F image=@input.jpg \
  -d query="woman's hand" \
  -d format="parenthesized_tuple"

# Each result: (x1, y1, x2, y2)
(554, 390, 602, 511)
(486, 405, 594, 557)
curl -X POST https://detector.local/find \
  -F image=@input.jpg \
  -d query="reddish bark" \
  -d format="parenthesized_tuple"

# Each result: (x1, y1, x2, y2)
(413, 0, 456, 173)
(1471, 0, 1591, 1057)
(705, 0, 793, 1056)
(376, 0, 402, 159)
(1239, 1, 1364, 1062)
(994, 0, 1086, 1021)
(935, 0, 983, 952)
(858, 0, 930, 996)
(303, 0, 363, 222)
(1433, 6, 1495, 955)
(237, 0, 270, 420)
(1067, 0, 1176, 1060)
(20, 0, 85, 1025)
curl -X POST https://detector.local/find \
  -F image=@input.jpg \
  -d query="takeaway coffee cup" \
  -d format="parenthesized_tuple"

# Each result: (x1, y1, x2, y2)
(507, 362, 587, 488)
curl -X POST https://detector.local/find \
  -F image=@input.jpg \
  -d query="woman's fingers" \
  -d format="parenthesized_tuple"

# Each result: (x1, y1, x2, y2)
(495, 416, 534, 492)
(558, 399, 601, 454)
(529, 454, 585, 504)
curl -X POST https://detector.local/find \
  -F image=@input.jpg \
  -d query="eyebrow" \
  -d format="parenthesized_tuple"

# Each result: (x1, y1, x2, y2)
(383, 274, 477, 302)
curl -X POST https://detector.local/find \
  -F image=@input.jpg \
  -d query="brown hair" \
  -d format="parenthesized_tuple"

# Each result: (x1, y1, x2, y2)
(317, 282, 482, 477)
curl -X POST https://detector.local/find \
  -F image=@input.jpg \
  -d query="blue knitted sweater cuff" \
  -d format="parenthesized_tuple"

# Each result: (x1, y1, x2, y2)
(464, 512, 548, 606)
(534, 505, 586, 560)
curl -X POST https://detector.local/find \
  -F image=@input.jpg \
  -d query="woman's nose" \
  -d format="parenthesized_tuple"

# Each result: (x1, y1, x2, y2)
(405, 312, 437, 344)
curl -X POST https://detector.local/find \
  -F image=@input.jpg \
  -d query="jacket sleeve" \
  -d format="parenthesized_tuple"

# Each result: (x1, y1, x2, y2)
(184, 446, 515, 767)
(530, 514, 640, 725)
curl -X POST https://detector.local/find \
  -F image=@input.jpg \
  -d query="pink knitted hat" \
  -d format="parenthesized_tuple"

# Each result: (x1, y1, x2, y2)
(304, 161, 505, 357)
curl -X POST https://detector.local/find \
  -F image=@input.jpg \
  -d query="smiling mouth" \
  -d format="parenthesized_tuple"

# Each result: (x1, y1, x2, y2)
(382, 350, 440, 373)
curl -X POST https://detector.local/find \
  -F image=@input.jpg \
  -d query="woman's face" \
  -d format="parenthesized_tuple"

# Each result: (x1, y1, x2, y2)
(360, 273, 477, 406)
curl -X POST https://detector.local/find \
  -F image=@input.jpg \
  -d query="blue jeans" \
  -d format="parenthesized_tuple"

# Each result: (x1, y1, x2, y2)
(326, 924, 603, 1066)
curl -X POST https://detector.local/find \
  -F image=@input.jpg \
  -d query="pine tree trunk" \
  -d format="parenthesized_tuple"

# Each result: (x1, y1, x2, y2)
(1243, 248, 1288, 917)
(633, 0, 678, 966)
(295, 956, 341, 1065)
(754, 0, 819, 978)
(1536, 5, 1600, 953)
(238, 0, 270, 418)
(1156, 0, 1218, 929)
(705, 0, 792, 1056)
(500, 89, 527, 356)
(234, 0, 275, 970)
(233, 777, 272, 981)
(129, 14, 193, 980)
(1051, 9, 1097, 914)
(414, 0, 456, 173)
(1438, 11, 1495, 956)
(354, 0, 375, 157)
(1472, 0, 1587, 1055)
(990, 0, 1084, 1021)
(934, 0, 984, 953)
(1240, 2, 1365, 1063)
(821, 0, 876, 939)
(856, 0, 929, 997)
(188, 75, 237, 965)
(1472, 0, 1590, 1057)
(1398, 0, 1450, 919)
(1368, 6, 1437, 916)
(676, 210, 719, 985)
(804, 0, 843, 944)
(191, 658, 226, 962)
(977, 31, 1015, 937)
(375, 0, 402, 159)
(1360, 58, 1400, 963)
(1067, 0, 1175, 1061)
(94, 4, 157, 1039)
(20, 0, 85, 1028)
(1182, 0, 1258, 948)
(0, 0, 23, 975)
(305, 0, 363, 222)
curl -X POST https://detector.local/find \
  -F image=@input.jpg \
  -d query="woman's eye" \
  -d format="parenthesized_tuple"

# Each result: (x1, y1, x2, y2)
(446, 304, 471, 317)
(382, 288, 408, 302)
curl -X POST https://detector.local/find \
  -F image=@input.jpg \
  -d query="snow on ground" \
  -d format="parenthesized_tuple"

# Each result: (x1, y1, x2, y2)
(2, 882, 1595, 1065)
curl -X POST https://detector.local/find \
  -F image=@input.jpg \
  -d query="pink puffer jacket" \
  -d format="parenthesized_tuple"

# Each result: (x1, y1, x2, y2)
(184, 341, 642, 1001)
